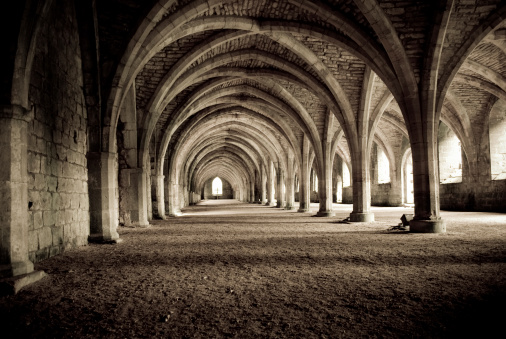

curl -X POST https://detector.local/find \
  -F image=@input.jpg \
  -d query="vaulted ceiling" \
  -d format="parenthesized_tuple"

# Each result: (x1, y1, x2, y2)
(94, 0, 506, 193)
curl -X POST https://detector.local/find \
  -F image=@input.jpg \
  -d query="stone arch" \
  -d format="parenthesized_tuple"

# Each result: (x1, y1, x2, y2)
(437, 4, 506, 113)
(156, 93, 301, 178)
(167, 115, 289, 215)
(10, 0, 54, 110)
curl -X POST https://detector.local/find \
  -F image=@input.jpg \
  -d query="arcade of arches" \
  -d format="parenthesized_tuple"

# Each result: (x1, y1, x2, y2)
(0, 0, 505, 290)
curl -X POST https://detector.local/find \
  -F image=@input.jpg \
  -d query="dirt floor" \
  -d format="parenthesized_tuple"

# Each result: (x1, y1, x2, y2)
(1, 200, 505, 338)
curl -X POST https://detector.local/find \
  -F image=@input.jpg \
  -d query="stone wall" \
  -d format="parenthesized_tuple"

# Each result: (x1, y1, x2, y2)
(440, 180, 506, 212)
(371, 183, 397, 206)
(342, 187, 353, 204)
(203, 178, 234, 199)
(27, 0, 89, 263)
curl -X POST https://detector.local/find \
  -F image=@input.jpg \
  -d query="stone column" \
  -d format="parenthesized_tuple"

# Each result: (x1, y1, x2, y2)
(266, 160, 276, 206)
(317, 110, 335, 217)
(316, 158, 335, 217)
(350, 69, 374, 222)
(410, 134, 446, 233)
(349, 149, 374, 222)
(155, 175, 165, 219)
(119, 168, 149, 227)
(298, 137, 311, 212)
(0, 106, 46, 290)
(285, 156, 295, 210)
(260, 165, 267, 204)
(146, 174, 153, 220)
(88, 152, 121, 242)
(249, 180, 255, 203)
(168, 180, 182, 216)
(276, 165, 285, 208)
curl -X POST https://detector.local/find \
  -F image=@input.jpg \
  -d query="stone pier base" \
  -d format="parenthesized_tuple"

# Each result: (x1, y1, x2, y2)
(410, 220, 446, 233)
(0, 270, 47, 296)
(349, 212, 375, 222)
(316, 211, 335, 217)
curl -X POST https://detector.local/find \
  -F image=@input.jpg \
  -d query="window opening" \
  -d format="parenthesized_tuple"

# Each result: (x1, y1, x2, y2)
(212, 177, 223, 195)
(343, 163, 351, 187)
(377, 146, 390, 184)
(489, 101, 506, 180)
(401, 149, 414, 204)
(438, 122, 462, 184)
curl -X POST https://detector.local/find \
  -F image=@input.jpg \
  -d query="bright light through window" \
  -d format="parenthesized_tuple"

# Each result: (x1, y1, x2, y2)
(212, 177, 222, 195)
(377, 146, 390, 184)
(343, 163, 351, 187)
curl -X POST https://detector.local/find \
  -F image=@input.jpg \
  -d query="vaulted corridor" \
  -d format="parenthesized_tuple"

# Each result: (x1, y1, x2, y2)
(1, 1, 506, 335)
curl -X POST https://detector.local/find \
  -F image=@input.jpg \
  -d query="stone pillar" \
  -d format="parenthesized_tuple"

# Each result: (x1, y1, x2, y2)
(410, 136, 446, 233)
(298, 137, 311, 212)
(260, 165, 267, 204)
(146, 174, 153, 220)
(0, 106, 46, 291)
(266, 160, 276, 206)
(285, 156, 295, 210)
(249, 180, 255, 203)
(317, 111, 335, 217)
(119, 168, 149, 227)
(349, 149, 374, 222)
(276, 165, 285, 208)
(316, 157, 335, 217)
(88, 152, 121, 242)
(350, 70, 374, 222)
(168, 180, 182, 216)
(155, 175, 165, 219)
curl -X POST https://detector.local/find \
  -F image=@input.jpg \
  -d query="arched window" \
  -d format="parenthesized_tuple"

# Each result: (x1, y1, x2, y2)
(314, 174, 318, 192)
(343, 163, 351, 187)
(401, 148, 414, 204)
(212, 177, 222, 195)
(439, 122, 462, 184)
(489, 100, 506, 180)
(377, 145, 390, 184)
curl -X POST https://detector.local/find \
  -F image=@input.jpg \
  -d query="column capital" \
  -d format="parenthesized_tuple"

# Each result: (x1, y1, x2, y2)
(0, 104, 33, 122)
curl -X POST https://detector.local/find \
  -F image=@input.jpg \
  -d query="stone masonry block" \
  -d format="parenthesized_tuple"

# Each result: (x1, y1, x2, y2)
(65, 210, 74, 224)
(60, 192, 71, 209)
(47, 176, 58, 192)
(50, 245, 62, 257)
(70, 195, 79, 209)
(57, 145, 67, 161)
(28, 153, 41, 174)
(28, 211, 34, 231)
(40, 191, 52, 210)
(34, 173, 46, 191)
(79, 194, 89, 210)
(63, 224, 75, 246)
(38, 227, 53, 249)
(52, 226, 63, 246)
(36, 137, 46, 154)
(51, 193, 62, 211)
(53, 130, 62, 144)
(43, 210, 55, 227)
(33, 211, 43, 230)
(40, 156, 51, 175)
(29, 230, 39, 251)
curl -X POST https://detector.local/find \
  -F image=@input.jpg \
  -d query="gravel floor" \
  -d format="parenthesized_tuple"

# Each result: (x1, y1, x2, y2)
(1, 200, 505, 338)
